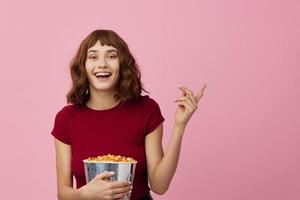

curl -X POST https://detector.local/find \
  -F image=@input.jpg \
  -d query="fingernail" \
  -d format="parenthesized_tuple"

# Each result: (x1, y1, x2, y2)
(177, 84, 182, 88)
(109, 171, 115, 174)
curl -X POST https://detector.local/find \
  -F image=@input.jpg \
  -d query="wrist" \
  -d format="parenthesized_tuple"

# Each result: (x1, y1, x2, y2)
(173, 124, 186, 137)
(174, 123, 187, 131)
(77, 186, 88, 200)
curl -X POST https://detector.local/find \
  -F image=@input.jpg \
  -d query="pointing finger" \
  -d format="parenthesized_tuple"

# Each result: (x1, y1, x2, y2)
(177, 85, 194, 97)
(196, 84, 207, 102)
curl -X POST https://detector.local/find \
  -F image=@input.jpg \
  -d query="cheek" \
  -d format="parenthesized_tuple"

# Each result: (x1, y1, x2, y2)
(84, 65, 93, 81)
(85, 63, 93, 75)
(85, 61, 90, 70)
(112, 63, 120, 75)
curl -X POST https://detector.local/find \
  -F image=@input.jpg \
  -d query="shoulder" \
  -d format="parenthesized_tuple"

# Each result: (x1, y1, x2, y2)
(129, 95, 160, 108)
(54, 104, 83, 119)
(56, 104, 76, 114)
(145, 95, 162, 108)
(128, 95, 162, 114)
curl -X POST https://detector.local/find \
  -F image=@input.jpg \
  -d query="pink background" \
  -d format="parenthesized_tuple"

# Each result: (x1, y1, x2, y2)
(0, 0, 299, 199)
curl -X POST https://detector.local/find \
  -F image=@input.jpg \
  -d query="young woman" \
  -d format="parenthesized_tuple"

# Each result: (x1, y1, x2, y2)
(51, 29, 206, 200)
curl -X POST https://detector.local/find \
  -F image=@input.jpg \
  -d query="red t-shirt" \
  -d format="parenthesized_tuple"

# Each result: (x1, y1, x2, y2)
(51, 95, 165, 199)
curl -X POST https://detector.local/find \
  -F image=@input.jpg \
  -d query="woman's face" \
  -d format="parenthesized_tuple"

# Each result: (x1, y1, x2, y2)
(85, 40, 120, 94)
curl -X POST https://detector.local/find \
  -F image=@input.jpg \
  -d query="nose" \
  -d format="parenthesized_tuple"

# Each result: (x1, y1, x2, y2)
(97, 56, 107, 68)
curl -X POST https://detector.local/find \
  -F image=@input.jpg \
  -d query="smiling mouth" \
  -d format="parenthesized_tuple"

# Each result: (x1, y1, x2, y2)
(96, 74, 111, 78)
(94, 72, 112, 79)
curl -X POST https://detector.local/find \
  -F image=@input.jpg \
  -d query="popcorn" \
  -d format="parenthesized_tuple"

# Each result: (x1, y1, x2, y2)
(86, 154, 137, 163)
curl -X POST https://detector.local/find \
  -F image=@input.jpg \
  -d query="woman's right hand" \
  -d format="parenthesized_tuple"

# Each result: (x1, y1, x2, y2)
(79, 171, 132, 200)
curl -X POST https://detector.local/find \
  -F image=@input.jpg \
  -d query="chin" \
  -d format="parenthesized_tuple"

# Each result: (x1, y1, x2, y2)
(93, 84, 117, 92)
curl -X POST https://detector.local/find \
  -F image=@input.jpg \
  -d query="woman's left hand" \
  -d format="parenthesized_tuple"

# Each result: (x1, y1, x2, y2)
(174, 84, 207, 129)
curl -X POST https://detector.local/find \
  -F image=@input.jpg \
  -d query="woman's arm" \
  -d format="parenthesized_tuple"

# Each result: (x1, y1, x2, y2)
(145, 84, 206, 195)
(145, 123, 184, 195)
(53, 138, 85, 200)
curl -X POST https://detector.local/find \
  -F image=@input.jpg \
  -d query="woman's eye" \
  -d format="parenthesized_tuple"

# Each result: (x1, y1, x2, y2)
(108, 55, 118, 59)
(88, 56, 97, 59)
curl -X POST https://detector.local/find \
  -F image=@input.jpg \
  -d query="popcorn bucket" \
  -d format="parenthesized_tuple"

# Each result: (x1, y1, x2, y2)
(83, 156, 137, 200)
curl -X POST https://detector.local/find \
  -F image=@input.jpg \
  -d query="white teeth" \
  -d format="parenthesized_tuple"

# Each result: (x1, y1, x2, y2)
(94, 72, 112, 76)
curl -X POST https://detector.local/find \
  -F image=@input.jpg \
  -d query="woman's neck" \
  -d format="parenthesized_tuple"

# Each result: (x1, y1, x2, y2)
(86, 89, 120, 110)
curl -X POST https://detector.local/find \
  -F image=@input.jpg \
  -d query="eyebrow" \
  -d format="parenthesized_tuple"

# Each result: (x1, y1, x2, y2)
(87, 49, 117, 54)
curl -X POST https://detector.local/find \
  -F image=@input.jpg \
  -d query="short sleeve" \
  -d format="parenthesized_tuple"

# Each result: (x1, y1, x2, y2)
(51, 107, 71, 145)
(145, 98, 165, 135)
